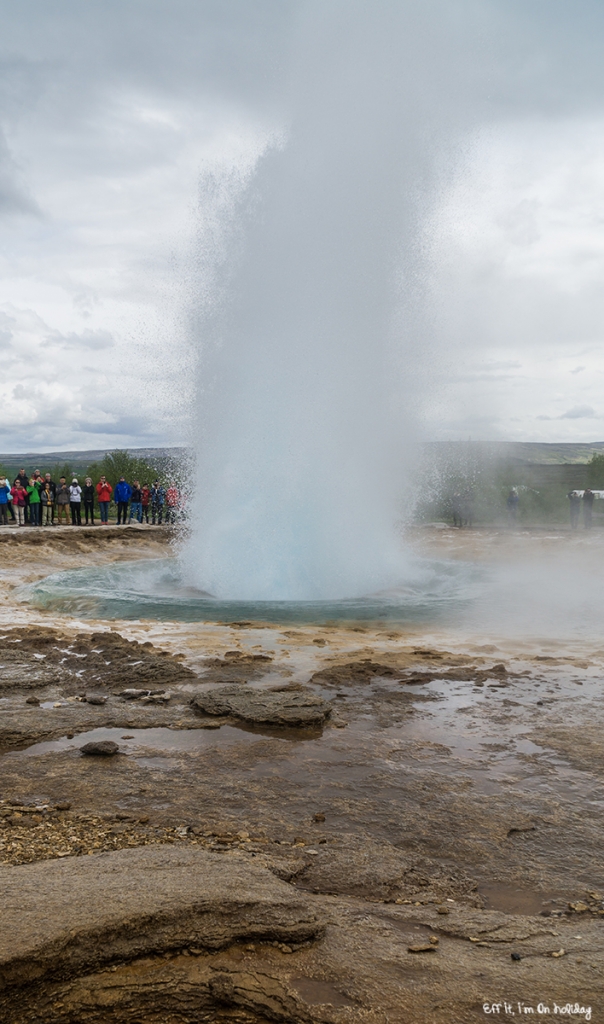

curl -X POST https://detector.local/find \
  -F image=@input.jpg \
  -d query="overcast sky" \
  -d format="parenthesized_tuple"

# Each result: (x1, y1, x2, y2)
(2, 1, 604, 452)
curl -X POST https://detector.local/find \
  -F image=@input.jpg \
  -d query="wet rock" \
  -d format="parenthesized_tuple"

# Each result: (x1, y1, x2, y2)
(191, 685, 331, 728)
(200, 651, 274, 684)
(117, 688, 156, 700)
(0, 845, 325, 992)
(311, 660, 404, 686)
(0, 626, 199, 695)
(79, 740, 119, 756)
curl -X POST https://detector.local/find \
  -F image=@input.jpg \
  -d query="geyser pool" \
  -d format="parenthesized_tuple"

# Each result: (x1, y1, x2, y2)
(24, 556, 483, 624)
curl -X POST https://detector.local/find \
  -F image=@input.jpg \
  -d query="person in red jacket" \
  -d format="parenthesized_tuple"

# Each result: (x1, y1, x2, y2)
(165, 483, 180, 525)
(10, 480, 27, 526)
(96, 476, 113, 525)
(141, 483, 151, 524)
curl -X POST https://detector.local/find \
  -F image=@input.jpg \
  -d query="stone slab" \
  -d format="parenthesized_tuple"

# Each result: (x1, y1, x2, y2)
(0, 845, 325, 991)
(191, 685, 332, 727)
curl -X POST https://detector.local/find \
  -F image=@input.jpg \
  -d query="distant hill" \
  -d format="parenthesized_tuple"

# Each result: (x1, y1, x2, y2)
(0, 447, 185, 473)
(1, 441, 603, 476)
(423, 441, 604, 466)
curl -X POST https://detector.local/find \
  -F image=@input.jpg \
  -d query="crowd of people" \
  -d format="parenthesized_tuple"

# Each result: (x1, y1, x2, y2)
(448, 486, 602, 529)
(0, 469, 182, 527)
(567, 488, 598, 529)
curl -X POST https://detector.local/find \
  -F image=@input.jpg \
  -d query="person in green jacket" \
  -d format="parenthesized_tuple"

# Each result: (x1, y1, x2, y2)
(26, 478, 41, 527)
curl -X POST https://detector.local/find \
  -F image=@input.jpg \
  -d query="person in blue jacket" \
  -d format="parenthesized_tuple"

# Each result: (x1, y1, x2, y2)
(0, 476, 11, 526)
(151, 480, 165, 525)
(114, 477, 132, 525)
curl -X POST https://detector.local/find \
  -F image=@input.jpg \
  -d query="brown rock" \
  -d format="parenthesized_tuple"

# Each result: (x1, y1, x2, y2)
(79, 741, 119, 756)
(0, 845, 325, 992)
(191, 685, 331, 728)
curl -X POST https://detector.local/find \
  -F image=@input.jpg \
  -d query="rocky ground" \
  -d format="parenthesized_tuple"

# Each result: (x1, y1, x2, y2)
(0, 527, 603, 1023)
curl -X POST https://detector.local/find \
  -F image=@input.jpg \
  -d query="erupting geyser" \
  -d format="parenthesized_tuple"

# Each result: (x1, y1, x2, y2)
(183, 4, 465, 602)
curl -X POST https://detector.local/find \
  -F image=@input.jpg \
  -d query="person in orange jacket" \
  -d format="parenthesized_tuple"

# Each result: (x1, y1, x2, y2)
(96, 476, 113, 525)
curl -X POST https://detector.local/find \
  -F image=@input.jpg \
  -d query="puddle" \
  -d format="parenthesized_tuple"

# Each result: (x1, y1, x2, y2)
(290, 977, 356, 1007)
(478, 883, 553, 915)
(9, 725, 310, 758)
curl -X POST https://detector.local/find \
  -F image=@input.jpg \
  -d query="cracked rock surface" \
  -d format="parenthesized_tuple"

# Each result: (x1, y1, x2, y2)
(191, 685, 332, 728)
(0, 845, 324, 999)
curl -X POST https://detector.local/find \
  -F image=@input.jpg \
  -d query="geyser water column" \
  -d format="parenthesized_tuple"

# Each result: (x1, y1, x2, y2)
(184, 2, 478, 602)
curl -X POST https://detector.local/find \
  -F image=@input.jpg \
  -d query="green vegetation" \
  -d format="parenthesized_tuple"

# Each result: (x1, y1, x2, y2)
(84, 450, 162, 488)
(586, 453, 604, 488)
(48, 462, 77, 484)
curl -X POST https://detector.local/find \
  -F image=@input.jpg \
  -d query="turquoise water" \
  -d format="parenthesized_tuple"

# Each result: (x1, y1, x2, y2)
(24, 557, 484, 624)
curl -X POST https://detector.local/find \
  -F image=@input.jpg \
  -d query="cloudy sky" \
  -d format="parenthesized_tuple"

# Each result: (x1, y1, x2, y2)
(2, 0, 604, 453)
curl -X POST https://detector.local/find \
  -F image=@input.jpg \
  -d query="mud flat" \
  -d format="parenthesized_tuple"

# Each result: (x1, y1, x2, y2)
(0, 528, 603, 1022)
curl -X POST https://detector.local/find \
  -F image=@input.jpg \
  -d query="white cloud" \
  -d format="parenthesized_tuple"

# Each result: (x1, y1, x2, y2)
(424, 117, 604, 442)
(2, 2, 604, 454)
(560, 405, 597, 419)
(0, 3, 283, 452)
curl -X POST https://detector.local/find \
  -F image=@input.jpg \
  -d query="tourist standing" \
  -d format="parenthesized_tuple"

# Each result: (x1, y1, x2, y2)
(165, 483, 179, 525)
(82, 477, 95, 525)
(10, 479, 27, 526)
(6, 480, 15, 521)
(114, 477, 132, 525)
(567, 490, 581, 529)
(40, 480, 54, 525)
(96, 476, 113, 524)
(141, 483, 151, 523)
(69, 478, 82, 525)
(506, 488, 519, 525)
(15, 468, 30, 524)
(27, 478, 41, 526)
(151, 480, 165, 524)
(129, 480, 143, 523)
(43, 473, 57, 524)
(451, 492, 463, 528)
(0, 476, 10, 526)
(583, 488, 595, 529)
(55, 477, 71, 525)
